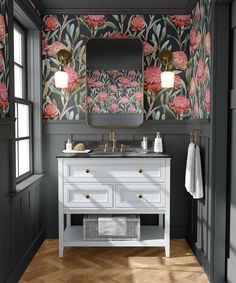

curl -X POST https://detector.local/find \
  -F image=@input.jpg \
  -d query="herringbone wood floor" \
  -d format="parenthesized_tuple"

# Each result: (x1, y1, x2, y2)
(20, 239, 209, 283)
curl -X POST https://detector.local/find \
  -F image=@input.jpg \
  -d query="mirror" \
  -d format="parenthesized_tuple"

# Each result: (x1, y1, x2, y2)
(86, 38, 144, 128)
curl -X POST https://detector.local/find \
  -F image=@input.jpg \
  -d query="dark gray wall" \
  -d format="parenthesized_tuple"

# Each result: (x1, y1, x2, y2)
(227, 1, 236, 281)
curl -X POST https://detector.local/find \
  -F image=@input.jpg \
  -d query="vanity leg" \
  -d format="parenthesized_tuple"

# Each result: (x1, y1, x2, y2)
(58, 211, 64, 257)
(159, 214, 163, 227)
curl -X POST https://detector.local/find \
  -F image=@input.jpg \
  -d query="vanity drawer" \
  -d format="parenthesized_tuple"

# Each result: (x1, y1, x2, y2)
(115, 183, 166, 208)
(63, 159, 166, 182)
(64, 183, 113, 208)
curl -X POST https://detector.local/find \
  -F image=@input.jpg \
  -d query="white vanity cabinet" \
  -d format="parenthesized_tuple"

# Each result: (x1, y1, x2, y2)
(58, 157, 171, 257)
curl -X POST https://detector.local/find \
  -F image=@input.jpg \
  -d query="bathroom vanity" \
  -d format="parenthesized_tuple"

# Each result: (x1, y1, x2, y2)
(57, 153, 171, 257)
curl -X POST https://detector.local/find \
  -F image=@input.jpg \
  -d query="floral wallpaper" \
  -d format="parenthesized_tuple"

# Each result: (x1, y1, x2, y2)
(87, 69, 143, 114)
(42, 3, 211, 121)
(189, 0, 211, 119)
(0, 0, 9, 118)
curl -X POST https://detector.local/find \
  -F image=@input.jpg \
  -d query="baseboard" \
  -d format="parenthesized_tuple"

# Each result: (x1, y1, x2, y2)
(6, 230, 45, 283)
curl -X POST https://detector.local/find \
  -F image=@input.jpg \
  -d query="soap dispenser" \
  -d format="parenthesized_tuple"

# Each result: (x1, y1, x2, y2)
(154, 132, 163, 153)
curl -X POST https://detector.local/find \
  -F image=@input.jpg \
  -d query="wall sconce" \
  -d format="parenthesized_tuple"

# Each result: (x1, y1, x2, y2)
(55, 49, 72, 89)
(159, 49, 174, 88)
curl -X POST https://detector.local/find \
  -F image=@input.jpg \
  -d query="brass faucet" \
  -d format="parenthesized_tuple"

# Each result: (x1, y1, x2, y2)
(110, 129, 116, 152)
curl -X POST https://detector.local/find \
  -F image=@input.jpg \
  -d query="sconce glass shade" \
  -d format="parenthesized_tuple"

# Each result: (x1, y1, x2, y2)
(55, 70, 69, 89)
(161, 71, 175, 88)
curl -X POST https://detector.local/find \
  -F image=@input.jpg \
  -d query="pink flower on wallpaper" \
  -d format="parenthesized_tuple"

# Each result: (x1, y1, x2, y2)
(190, 27, 197, 53)
(204, 64, 209, 81)
(119, 77, 131, 86)
(197, 58, 204, 86)
(144, 66, 162, 91)
(47, 41, 67, 57)
(204, 87, 211, 113)
(109, 69, 119, 76)
(173, 51, 188, 70)
(120, 96, 130, 104)
(128, 106, 136, 113)
(169, 95, 190, 115)
(195, 3, 200, 21)
(133, 91, 143, 102)
(93, 106, 100, 113)
(93, 81, 104, 87)
(169, 15, 191, 27)
(0, 99, 8, 110)
(128, 70, 136, 77)
(129, 81, 140, 87)
(109, 94, 117, 101)
(205, 32, 211, 55)
(109, 85, 118, 92)
(92, 70, 100, 77)
(44, 103, 59, 119)
(131, 16, 145, 31)
(87, 96, 94, 104)
(42, 37, 48, 55)
(97, 91, 108, 101)
(190, 77, 195, 95)
(0, 82, 8, 101)
(45, 16, 59, 31)
(107, 32, 130, 38)
(87, 77, 95, 88)
(0, 50, 4, 72)
(0, 14, 6, 44)
(83, 15, 105, 27)
(174, 75, 182, 90)
(143, 41, 154, 56)
(195, 31, 202, 49)
(194, 102, 199, 118)
(64, 66, 78, 90)
(110, 103, 119, 112)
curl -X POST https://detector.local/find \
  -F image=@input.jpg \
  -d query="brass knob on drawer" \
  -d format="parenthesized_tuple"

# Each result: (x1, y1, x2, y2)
(85, 169, 90, 173)
(139, 169, 143, 173)
(138, 194, 143, 199)
(85, 194, 90, 199)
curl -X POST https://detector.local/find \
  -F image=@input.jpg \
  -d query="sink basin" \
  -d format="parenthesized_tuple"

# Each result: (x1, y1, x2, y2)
(89, 147, 148, 157)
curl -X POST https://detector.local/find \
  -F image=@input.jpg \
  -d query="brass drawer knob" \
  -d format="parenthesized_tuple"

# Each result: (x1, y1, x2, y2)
(85, 169, 90, 173)
(138, 194, 143, 199)
(139, 169, 143, 173)
(85, 194, 90, 199)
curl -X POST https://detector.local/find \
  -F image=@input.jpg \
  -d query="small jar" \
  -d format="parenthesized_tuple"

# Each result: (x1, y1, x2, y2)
(66, 139, 72, 151)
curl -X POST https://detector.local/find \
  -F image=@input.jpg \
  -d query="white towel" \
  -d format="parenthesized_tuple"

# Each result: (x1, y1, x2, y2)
(98, 217, 127, 236)
(185, 143, 196, 194)
(192, 145, 204, 199)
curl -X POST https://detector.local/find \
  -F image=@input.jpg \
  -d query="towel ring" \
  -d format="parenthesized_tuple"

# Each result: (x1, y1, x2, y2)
(190, 128, 200, 145)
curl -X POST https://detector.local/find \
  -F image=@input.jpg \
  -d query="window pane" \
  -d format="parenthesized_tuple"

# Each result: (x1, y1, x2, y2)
(15, 103, 18, 138)
(19, 139, 30, 176)
(15, 141, 19, 178)
(14, 65, 23, 98)
(18, 103, 29, 138)
(14, 28, 22, 65)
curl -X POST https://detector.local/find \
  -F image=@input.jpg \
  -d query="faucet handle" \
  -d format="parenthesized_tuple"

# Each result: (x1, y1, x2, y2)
(120, 144, 125, 153)
(104, 143, 109, 152)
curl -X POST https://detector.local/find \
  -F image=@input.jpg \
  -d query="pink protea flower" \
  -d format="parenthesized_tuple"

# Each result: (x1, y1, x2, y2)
(169, 95, 190, 115)
(92, 70, 100, 77)
(120, 96, 129, 104)
(131, 16, 145, 31)
(197, 58, 204, 86)
(0, 82, 8, 101)
(194, 102, 199, 118)
(109, 94, 117, 101)
(87, 77, 95, 88)
(119, 77, 131, 86)
(109, 69, 119, 76)
(169, 15, 191, 27)
(0, 14, 6, 44)
(195, 31, 202, 49)
(128, 106, 136, 113)
(190, 27, 197, 53)
(144, 66, 162, 91)
(143, 41, 154, 56)
(44, 103, 59, 119)
(205, 32, 211, 55)
(63, 66, 78, 90)
(129, 81, 140, 87)
(111, 103, 119, 112)
(47, 41, 67, 57)
(173, 51, 188, 70)
(109, 85, 118, 92)
(93, 81, 104, 87)
(42, 37, 48, 55)
(129, 70, 136, 77)
(97, 91, 108, 101)
(87, 96, 94, 104)
(195, 3, 200, 21)
(83, 15, 105, 27)
(190, 77, 195, 95)
(93, 106, 100, 113)
(45, 16, 59, 31)
(107, 32, 130, 38)
(204, 64, 209, 81)
(0, 99, 8, 110)
(204, 87, 211, 113)
(133, 91, 143, 102)
(174, 75, 182, 90)
(0, 50, 4, 72)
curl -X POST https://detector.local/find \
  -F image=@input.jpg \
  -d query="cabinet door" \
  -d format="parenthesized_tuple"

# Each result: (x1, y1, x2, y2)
(64, 183, 113, 208)
(115, 183, 166, 208)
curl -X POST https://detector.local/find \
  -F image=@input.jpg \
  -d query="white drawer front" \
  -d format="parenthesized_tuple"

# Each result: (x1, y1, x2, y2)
(115, 183, 166, 208)
(64, 184, 113, 208)
(63, 159, 166, 182)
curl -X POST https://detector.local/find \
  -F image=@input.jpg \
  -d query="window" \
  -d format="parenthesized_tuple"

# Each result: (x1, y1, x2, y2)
(14, 22, 33, 181)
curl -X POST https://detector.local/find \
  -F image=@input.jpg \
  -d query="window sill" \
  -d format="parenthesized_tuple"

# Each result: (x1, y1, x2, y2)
(15, 174, 44, 194)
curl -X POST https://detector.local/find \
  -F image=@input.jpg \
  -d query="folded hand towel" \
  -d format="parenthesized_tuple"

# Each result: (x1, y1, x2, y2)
(192, 145, 204, 199)
(185, 143, 196, 194)
(98, 217, 127, 236)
